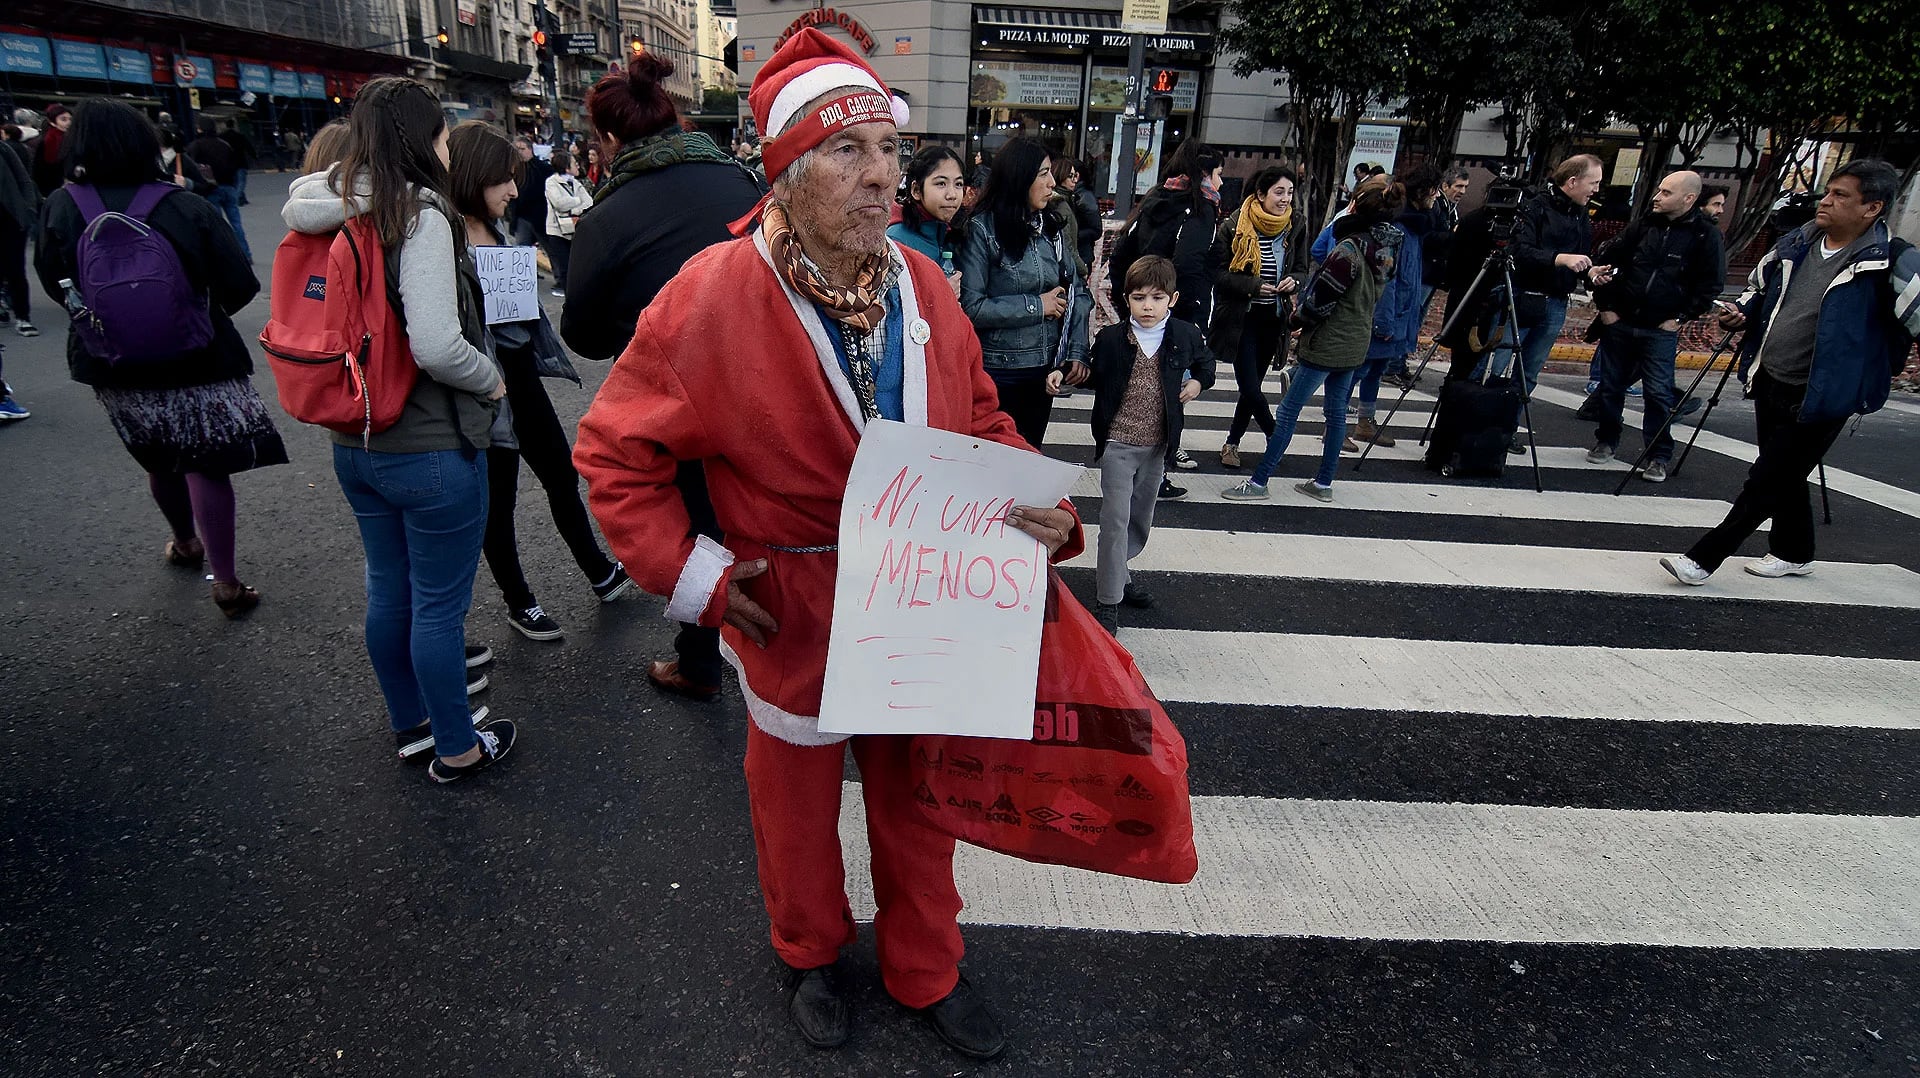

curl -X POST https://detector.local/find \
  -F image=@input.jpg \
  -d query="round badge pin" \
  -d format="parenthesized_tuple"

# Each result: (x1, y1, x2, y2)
(909, 318, 931, 345)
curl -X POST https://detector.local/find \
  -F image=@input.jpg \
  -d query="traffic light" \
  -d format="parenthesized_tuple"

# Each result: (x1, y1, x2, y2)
(435, 24, 449, 46)
(534, 28, 549, 62)
(1148, 69, 1179, 120)
(630, 37, 645, 55)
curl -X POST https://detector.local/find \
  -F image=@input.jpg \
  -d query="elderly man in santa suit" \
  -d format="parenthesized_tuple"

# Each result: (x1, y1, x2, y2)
(573, 28, 1082, 1061)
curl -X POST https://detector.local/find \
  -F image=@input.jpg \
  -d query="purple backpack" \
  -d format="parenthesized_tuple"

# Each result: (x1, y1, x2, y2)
(66, 183, 214, 365)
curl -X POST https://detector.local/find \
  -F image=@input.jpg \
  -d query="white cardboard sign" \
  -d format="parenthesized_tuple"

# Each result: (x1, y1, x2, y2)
(819, 420, 1082, 739)
(472, 245, 540, 325)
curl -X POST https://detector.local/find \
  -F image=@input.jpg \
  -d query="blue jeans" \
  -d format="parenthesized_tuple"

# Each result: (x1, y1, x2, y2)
(333, 445, 489, 757)
(1250, 363, 1358, 488)
(205, 184, 251, 263)
(1356, 352, 1397, 417)
(1475, 295, 1567, 416)
(1593, 323, 1680, 462)
(235, 168, 248, 202)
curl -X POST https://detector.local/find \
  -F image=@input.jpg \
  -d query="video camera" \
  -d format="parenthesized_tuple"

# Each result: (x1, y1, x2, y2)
(1483, 170, 1530, 241)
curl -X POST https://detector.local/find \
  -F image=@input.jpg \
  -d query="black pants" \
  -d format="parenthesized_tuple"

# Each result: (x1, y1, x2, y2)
(1685, 370, 1848, 572)
(543, 234, 572, 290)
(482, 358, 616, 610)
(991, 369, 1055, 449)
(1227, 304, 1287, 445)
(673, 461, 724, 686)
(0, 218, 30, 321)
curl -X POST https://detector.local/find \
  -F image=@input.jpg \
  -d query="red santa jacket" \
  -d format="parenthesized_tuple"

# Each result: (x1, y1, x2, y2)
(574, 230, 1086, 745)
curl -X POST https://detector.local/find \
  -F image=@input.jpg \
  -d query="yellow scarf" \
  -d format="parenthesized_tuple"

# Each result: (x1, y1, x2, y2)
(1228, 196, 1292, 277)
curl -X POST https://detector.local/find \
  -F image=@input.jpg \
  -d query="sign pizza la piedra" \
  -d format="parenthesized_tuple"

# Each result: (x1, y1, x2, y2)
(774, 7, 877, 54)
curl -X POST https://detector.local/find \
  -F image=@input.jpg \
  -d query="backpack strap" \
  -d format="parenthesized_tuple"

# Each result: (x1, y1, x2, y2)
(65, 183, 107, 223)
(125, 182, 177, 221)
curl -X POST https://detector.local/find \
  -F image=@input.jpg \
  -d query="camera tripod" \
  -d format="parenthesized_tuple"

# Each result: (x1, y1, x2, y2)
(1353, 243, 1546, 492)
(1609, 329, 1834, 523)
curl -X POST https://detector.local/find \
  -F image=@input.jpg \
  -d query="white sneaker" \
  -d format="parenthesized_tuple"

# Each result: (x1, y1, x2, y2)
(1745, 554, 1813, 578)
(1660, 555, 1711, 586)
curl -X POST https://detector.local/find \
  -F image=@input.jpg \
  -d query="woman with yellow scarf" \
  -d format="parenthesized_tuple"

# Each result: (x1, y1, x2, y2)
(1207, 167, 1302, 468)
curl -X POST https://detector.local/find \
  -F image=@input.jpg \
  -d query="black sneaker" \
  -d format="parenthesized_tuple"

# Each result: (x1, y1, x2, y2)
(1157, 477, 1187, 501)
(1094, 603, 1121, 634)
(1677, 397, 1702, 417)
(592, 563, 634, 603)
(395, 705, 490, 763)
(427, 718, 517, 783)
(508, 604, 563, 641)
(467, 672, 490, 696)
(465, 644, 494, 669)
(14, 320, 38, 338)
(1122, 582, 1156, 609)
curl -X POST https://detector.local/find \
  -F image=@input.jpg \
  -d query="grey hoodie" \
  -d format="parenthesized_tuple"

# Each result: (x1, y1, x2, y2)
(283, 170, 497, 452)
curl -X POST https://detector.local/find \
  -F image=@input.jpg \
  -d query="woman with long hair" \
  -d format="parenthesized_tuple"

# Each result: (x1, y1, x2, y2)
(1352, 163, 1443, 450)
(956, 136, 1092, 448)
(300, 119, 349, 175)
(887, 144, 964, 291)
(282, 77, 516, 783)
(582, 144, 604, 188)
(448, 120, 630, 642)
(34, 99, 286, 615)
(1208, 166, 1301, 468)
(562, 52, 764, 702)
(1222, 178, 1406, 505)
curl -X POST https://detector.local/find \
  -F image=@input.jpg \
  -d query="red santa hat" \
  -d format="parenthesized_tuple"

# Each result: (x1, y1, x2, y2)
(749, 28, 908, 184)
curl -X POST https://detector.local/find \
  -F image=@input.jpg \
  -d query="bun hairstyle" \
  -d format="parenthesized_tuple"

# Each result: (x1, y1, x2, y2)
(1350, 177, 1407, 223)
(587, 53, 681, 145)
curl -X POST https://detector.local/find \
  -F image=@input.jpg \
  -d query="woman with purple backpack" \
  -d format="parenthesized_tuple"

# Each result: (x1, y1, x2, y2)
(34, 99, 286, 617)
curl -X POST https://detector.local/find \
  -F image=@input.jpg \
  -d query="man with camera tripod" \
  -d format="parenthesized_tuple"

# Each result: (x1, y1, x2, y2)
(1585, 170, 1726, 482)
(1661, 159, 1920, 586)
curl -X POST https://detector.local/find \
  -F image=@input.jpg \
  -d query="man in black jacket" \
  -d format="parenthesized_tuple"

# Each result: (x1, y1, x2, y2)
(1587, 170, 1725, 481)
(509, 137, 552, 248)
(1479, 156, 1609, 407)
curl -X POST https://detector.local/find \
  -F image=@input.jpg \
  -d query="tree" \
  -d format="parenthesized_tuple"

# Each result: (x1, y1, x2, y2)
(1220, 0, 1429, 226)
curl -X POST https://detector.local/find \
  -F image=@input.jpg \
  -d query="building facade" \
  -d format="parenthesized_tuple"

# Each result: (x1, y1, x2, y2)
(732, 0, 1281, 197)
(2, 0, 409, 154)
(618, 0, 701, 113)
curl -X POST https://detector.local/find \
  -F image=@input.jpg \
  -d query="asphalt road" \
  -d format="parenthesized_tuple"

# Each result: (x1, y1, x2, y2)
(3, 173, 1918, 1077)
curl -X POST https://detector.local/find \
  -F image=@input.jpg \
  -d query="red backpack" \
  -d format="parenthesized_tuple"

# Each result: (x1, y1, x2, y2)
(259, 218, 414, 443)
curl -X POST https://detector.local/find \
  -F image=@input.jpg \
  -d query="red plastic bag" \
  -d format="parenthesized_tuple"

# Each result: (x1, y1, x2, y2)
(906, 572, 1198, 884)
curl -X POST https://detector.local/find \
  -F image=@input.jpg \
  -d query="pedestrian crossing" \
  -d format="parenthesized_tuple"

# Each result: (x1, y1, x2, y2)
(841, 372, 1920, 961)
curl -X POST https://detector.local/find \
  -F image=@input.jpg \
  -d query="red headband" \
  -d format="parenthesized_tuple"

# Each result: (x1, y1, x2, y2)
(731, 89, 898, 235)
(760, 89, 895, 182)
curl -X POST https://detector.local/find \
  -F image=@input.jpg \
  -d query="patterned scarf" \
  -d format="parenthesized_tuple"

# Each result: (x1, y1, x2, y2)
(592, 127, 744, 206)
(762, 200, 891, 333)
(763, 200, 896, 421)
(1229, 195, 1293, 276)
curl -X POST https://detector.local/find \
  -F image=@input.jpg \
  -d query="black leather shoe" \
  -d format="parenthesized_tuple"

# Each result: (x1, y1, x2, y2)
(920, 977, 1005, 1060)
(786, 964, 850, 1049)
(1121, 582, 1156, 609)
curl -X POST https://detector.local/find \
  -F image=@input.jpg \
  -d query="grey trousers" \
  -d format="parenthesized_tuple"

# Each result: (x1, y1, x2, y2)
(1097, 440, 1166, 605)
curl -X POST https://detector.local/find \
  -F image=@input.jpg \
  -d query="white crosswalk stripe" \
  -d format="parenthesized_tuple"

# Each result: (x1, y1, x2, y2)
(843, 376, 1920, 958)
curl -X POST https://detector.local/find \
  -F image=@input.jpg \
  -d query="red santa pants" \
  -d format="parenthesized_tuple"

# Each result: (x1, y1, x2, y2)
(743, 721, 964, 1009)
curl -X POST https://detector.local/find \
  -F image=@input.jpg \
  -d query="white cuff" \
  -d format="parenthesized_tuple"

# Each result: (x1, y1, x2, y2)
(665, 536, 735, 624)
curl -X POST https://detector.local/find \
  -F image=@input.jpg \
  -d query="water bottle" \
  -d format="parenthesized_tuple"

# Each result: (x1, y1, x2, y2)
(58, 278, 87, 321)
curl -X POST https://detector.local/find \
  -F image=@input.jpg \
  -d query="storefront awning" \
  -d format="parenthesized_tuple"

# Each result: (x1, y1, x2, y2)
(973, 7, 1215, 54)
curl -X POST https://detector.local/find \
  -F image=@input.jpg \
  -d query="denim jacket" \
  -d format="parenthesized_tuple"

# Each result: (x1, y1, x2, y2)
(957, 213, 1091, 372)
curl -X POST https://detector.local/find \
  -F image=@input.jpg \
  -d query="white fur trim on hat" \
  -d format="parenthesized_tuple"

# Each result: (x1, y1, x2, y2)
(767, 62, 886, 136)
